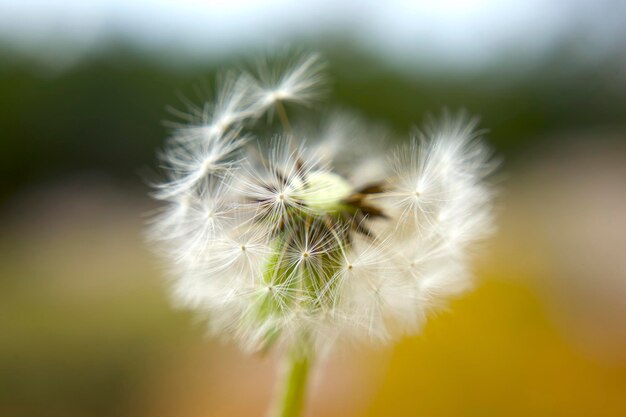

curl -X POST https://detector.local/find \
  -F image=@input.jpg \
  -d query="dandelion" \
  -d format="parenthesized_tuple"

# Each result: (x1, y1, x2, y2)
(148, 52, 498, 417)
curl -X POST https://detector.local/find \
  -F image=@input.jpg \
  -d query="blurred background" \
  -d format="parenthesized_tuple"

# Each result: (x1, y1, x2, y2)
(1, 1, 626, 416)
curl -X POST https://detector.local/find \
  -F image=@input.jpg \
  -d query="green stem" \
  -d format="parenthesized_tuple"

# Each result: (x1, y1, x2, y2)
(270, 350, 311, 417)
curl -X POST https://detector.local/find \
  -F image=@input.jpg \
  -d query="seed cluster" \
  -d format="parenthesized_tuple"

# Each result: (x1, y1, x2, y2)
(149, 53, 497, 355)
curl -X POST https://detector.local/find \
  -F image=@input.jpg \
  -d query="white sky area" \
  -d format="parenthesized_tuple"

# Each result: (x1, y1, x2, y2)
(0, 0, 624, 71)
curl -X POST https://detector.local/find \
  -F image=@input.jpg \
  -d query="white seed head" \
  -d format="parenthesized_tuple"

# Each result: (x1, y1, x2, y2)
(148, 54, 498, 356)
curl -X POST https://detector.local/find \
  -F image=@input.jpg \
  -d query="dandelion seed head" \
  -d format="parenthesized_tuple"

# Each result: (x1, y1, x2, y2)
(148, 53, 498, 356)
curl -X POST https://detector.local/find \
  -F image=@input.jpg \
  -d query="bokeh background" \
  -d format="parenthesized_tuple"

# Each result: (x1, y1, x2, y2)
(2, 1, 626, 416)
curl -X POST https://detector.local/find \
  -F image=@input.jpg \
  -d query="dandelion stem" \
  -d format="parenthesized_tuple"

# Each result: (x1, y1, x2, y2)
(275, 100, 293, 134)
(271, 349, 310, 417)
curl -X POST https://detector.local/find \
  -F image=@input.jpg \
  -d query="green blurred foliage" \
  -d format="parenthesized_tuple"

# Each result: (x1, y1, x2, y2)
(1, 42, 625, 201)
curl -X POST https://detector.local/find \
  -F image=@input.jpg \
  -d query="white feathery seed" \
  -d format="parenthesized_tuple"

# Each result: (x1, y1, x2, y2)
(149, 53, 498, 356)
(249, 53, 326, 110)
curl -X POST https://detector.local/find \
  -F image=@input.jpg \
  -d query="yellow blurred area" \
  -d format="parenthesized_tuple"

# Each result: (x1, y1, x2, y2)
(367, 279, 626, 417)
